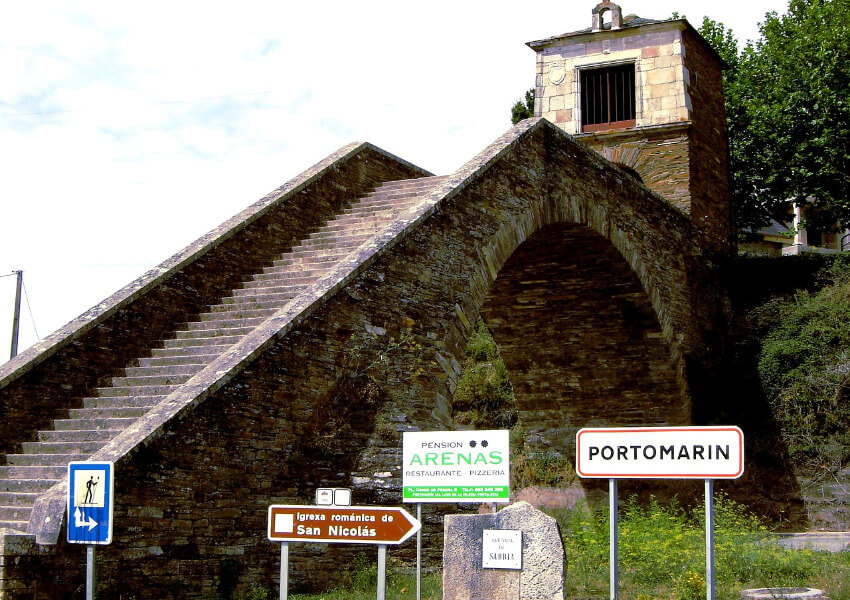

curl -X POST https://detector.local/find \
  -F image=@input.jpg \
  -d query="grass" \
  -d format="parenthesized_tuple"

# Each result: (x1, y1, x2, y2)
(556, 495, 850, 599)
(287, 569, 442, 600)
(277, 496, 850, 600)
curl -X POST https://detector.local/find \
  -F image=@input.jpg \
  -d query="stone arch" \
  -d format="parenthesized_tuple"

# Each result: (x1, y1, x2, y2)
(592, 0, 623, 30)
(335, 122, 711, 486)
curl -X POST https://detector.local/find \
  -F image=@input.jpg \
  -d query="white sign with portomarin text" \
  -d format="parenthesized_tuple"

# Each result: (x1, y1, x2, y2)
(576, 426, 744, 479)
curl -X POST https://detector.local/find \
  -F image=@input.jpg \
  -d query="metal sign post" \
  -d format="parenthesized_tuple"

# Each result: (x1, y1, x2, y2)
(416, 503, 422, 600)
(609, 478, 619, 600)
(377, 544, 388, 600)
(86, 545, 96, 600)
(705, 479, 715, 600)
(279, 542, 289, 600)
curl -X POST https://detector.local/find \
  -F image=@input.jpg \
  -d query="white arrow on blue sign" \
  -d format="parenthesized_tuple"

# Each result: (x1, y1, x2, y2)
(67, 461, 114, 545)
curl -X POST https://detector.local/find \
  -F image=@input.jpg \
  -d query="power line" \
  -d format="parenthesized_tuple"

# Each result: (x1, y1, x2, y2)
(21, 279, 40, 341)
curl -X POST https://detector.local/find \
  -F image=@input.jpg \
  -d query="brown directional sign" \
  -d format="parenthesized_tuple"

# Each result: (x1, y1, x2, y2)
(267, 505, 421, 545)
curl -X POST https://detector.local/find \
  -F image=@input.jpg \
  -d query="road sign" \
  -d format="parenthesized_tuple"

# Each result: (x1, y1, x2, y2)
(267, 505, 420, 545)
(67, 461, 114, 545)
(316, 488, 352, 506)
(576, 426, 744, 479)
(402, 430, 510, 503)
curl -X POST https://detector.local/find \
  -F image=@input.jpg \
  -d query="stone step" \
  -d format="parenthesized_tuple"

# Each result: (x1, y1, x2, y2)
(162, 335, 243, 349)
(0, 505, 32, 522)
(296, 236, 371, 251)
(290, 242, 356, 257)
(0, 520, 28, 533)
(123, 363, 203, 378)
(4, 454, 83, 467)
(81, 396, 161, 409)
(0, 479, 59, 494)
(255, 262, 324, 278)
(214, 296, 293, 310)
(21, 441, 107, 455)
(149, 344, 232, 359)
(182, 316, 267, 331)
(197, 307, 277, 322)
(270, 252, 346, 267)
(337, 205, 400, 218)
(106, 374, 193, 387)
(231, 283, 304, 297)
(0, 492, 39, 507)
(0, 465, 66, 480)
(69, 407, 152, 420)
(343, 197, 415, 210)
(93, 385, 176, 398)
(53, 418, 136, 431)
(371, 177, 443, 190)
(39, 429, 121, 443)
(307, 220, 389, 236)
(318, 220, 390, 235)
(380, 175, 447, 189)
(172, 326, 255, 341)
(249, 272, 318, 285)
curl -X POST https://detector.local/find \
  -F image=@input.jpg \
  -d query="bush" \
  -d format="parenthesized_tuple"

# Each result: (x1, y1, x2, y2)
(452, 318, 517, 429)
(757, 257, 850, 465)
(550, 494, 850, 599)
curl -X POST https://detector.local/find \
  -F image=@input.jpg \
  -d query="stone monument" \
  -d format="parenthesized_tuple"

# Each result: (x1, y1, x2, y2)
(443, 501, 565, 600)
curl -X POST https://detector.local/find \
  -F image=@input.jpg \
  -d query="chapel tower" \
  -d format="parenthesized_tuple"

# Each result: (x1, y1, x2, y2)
(527, 1, 732, 253)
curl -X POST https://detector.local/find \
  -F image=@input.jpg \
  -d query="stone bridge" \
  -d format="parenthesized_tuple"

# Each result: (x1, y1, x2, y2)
(0, 118, 731, 597)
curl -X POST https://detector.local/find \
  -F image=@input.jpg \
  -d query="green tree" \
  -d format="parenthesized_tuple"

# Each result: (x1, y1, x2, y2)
(702, 0, 850, 230)
(511, 88, 535, 124)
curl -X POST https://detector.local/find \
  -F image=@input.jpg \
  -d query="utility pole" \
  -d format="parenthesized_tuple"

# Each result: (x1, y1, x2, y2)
(10, 270, 22, 359)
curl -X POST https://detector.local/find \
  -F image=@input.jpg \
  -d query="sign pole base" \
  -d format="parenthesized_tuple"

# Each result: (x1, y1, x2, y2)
(377, 544, 388, 600)
(416, 503, 422, 600)
(86, 545, 95, 600)
(280, 542, 289, 600)
(705, 479, 715, 600)
(609, 479, 618, 600)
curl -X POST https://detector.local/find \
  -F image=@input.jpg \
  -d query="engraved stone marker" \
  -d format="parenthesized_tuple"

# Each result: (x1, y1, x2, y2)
(443, 501, 565, 600)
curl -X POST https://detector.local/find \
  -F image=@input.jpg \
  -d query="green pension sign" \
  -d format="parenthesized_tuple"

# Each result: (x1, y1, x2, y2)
(401, 430, 510, 503)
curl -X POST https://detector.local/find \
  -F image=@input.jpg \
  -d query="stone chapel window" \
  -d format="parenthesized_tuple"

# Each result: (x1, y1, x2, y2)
(580, 63, 636, 132)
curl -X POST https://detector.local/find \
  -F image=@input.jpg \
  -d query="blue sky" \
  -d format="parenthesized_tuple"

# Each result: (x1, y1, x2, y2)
(0, 0, 789, 363)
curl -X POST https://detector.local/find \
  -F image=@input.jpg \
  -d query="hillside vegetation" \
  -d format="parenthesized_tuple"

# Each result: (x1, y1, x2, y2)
(754, 255, 850, 470)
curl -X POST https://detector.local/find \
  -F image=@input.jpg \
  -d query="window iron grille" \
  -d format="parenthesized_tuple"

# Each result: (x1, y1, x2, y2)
(580, 64, 636, 132)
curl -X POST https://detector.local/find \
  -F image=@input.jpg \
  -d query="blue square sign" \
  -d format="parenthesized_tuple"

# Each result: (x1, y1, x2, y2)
(67, 461, 114, 545)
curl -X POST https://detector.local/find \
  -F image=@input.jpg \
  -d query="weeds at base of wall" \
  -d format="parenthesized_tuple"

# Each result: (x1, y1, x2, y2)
(280, 495, 850, 600)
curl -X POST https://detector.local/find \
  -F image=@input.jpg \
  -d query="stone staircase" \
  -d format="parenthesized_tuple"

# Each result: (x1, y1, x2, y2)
(0, 175, 446, 534)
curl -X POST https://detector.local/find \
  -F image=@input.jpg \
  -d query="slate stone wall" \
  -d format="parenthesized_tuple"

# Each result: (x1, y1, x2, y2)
(1, 121, 731, 598)
(578, 128, 692, 213)
(0, 145, 429, 459)
(682, 27, 733, 254)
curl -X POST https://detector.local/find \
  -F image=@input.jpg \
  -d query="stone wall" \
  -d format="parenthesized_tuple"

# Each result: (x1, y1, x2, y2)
(534, 24, 690, 135)
(0, 144, 430, 459)
(682, 27, 733, 254)
(578, 127, 691, 212)
(531, 19, 733, 254)
(1, 120, 739, 598)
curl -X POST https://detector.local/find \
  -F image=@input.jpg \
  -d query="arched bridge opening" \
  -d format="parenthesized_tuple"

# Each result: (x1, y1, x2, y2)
(479, 222, 687, 457)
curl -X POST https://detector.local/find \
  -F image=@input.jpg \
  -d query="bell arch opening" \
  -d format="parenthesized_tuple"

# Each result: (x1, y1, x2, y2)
(461, 222, 688, 463)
